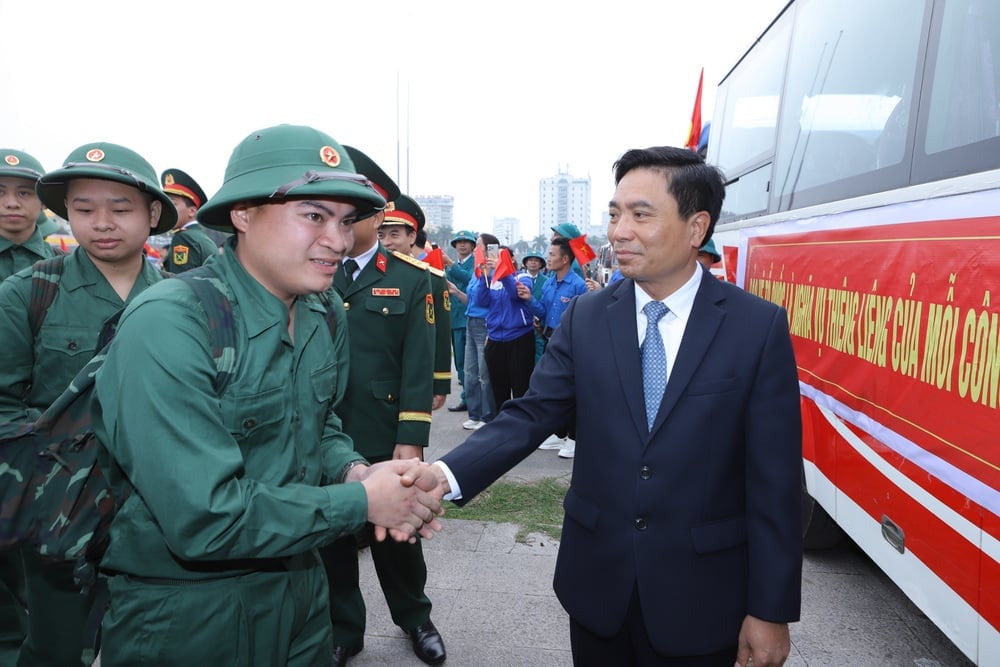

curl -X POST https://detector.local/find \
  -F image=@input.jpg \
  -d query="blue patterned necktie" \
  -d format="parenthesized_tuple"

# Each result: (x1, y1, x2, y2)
(641, 301, 670, 431)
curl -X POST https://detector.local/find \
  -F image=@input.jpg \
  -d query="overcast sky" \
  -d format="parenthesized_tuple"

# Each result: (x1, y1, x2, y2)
(1, 0, 787, 233)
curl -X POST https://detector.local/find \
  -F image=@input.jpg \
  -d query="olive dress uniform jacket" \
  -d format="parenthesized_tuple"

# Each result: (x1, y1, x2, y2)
(440, 270, 803, 656)
(0, 224, 57, 281)
(162, 222, 217, 273)
(332, 244, 434, 460)
(93, 247, 367, 580)
(428, 266, 452, 397)
(0, 248, 164, 423)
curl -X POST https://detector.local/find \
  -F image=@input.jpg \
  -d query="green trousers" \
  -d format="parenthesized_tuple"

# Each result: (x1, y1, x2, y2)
(99, 552, 331, 667)
(0, 550, 26, 665)
(18, 551, 99, 667)
(320, 523, 431, 648)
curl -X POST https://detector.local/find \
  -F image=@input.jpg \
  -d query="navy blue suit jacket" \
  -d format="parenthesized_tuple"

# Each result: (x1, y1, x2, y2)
(440, 268, 802, 656)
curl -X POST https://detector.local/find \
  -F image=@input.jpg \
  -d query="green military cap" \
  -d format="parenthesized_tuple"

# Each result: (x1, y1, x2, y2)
(36, 214, 59, 238)
(551, 222, 581, 239)
(343, 145, 401, 204)
(522, 251, 545, 263)
(382, 194, 425, 232)
(161, 168, 208, 208)
(37, 142, 178, 234)
(450, 229, 476, 247)
(198, 125, 385, 230)
(699, 238, 721, 263)
(0, 149, 45, 181)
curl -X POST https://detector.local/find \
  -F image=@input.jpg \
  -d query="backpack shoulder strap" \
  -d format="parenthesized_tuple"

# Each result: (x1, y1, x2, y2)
(314, 290, 339, 342)
(175, 266, 238, 395)
(28, 255, 67, 338)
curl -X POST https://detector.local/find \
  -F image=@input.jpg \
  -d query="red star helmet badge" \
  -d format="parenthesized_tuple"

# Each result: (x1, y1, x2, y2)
(4, 155, 19, 166)
(86, 149, 105, 162)
(319, 146, 340, 167)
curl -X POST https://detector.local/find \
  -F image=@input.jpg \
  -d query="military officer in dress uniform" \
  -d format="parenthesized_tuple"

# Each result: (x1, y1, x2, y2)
(321, 146, 445, 666)
(0, 149, 57, 281)
(378, 195, 452, 408)
(159, 167, 218, 272)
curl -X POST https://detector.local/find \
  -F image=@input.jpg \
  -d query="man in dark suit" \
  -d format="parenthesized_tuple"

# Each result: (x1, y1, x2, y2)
(430, 146, 802, 666)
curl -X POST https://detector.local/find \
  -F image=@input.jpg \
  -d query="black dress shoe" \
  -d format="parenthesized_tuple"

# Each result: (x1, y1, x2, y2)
(407, 620, 446, 664)
(330, 641, 362, 667)
(446, 402, 468, 412)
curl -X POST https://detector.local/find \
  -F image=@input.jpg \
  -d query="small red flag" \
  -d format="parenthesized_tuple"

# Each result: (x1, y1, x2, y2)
(473, 244, 486, 277)
(59, 237, 68, 253)
(569, 235, 597, 265)
(425, 247, 444, 270)
(492, 248, 517, 281)
(685, 68, 704, 152)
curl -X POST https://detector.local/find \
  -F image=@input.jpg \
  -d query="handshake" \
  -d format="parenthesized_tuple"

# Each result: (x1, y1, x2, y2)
(345, 458, 451, 544)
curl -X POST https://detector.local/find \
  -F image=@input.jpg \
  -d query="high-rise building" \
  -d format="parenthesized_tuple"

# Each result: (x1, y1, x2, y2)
(491, 217, 520, 246)
(413, 194, 454, 231)
(538, 170, 591, 239)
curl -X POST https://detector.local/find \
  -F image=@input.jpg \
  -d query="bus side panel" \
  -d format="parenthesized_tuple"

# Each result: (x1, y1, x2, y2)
(732, 203, 1000, 665)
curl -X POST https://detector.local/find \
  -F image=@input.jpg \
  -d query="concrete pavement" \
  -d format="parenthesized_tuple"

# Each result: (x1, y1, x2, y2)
(346, 392, 575, 666)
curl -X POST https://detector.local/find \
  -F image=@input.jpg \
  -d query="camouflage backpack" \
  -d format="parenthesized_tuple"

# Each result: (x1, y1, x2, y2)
(0, 260, 242, 588)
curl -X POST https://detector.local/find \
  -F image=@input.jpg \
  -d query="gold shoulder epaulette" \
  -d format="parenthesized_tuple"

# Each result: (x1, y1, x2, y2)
(391, 250, 429, 271)
(427, 266, 445, 278)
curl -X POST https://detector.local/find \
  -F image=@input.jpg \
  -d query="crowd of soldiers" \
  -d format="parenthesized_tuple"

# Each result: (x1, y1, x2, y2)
(0, 131, 454, 666)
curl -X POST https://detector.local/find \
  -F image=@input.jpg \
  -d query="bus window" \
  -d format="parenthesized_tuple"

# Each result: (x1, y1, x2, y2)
(772, 0, 928, 209)
(710, 13, 792, 181)
(912, 0, 1000, 182)
(925, 0, 1000, 154)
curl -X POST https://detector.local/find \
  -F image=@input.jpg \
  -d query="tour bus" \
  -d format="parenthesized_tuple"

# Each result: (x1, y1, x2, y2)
(706, 0, 999, 663)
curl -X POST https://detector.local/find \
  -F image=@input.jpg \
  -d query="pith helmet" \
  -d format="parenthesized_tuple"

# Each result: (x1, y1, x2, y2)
(450, 230, 476, 247)
(0, 149, 45, 181)
(699, 238, 721, 263)
(551, 222, 581, 239)
(198, 125, 386, 230)
(37, 142, 177, 234)
(382, 194, 425, 232)
(523, 251, 545, 264)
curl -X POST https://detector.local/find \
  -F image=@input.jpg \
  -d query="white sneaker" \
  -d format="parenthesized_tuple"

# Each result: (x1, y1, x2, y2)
(538, 434, 565, 450)
(462, 419, 480, 430)
(558, 439, 576, 458)
(470, 420, 486, 430)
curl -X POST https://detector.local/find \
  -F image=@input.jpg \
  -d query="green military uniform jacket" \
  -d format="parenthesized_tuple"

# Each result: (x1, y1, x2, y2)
(93, 246, 366, 580)
(444, 254, 474, 331)
(162, 223, 218, 273)
(332, 244, 434, 460)
(428, 265, 452, 396)
(0, 248, 163, 423)
(0, 224, 57, 281)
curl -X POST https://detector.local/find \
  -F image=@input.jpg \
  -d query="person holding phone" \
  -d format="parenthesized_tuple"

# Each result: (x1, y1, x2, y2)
(477, 239, 535, 409)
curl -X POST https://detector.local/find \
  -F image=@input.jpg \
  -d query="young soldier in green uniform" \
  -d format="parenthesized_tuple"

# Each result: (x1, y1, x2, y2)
(381, 197, 453, 408)
(0, 149, 57, 280)
(0, 141, 176, 666)
(0, 148, 56, 664)
(92, 125, 444, 666)
(159, 167, 218, 272)
(322, 146, 445, 666)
